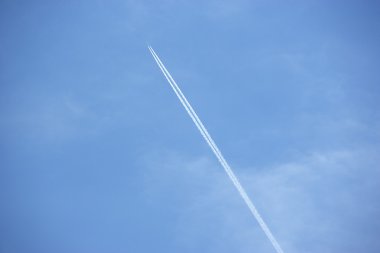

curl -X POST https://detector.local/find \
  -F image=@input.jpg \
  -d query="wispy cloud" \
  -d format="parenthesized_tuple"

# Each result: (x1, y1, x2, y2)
(242, 148, 380, 252)
(142, 147, 380, 252)
(0, 95, 101, 143)
(202, 0, 249, 20)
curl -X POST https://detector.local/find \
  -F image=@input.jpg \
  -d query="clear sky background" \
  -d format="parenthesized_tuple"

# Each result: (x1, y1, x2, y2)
(1, 1, 380, 252)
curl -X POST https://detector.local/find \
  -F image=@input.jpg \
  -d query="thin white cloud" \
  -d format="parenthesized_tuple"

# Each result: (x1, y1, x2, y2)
(242, 149, 380, 252)
(199, 0, 253, 20)
(1, 95, 101, 143)
(142, 147, 380, 252)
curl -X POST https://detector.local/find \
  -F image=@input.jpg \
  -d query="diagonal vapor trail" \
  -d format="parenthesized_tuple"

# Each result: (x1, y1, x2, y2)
(148, 46, 284, 253)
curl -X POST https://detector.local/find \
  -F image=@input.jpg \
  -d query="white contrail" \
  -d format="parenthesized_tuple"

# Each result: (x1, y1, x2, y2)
(148, 47, 225, 168)
(148, 46, 284, 253)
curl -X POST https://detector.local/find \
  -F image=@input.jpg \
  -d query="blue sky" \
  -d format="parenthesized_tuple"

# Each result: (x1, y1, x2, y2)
(1, 1, 380, 252)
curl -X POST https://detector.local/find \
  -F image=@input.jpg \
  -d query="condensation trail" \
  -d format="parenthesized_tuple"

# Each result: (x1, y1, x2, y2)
(148, 46, 284, 253)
